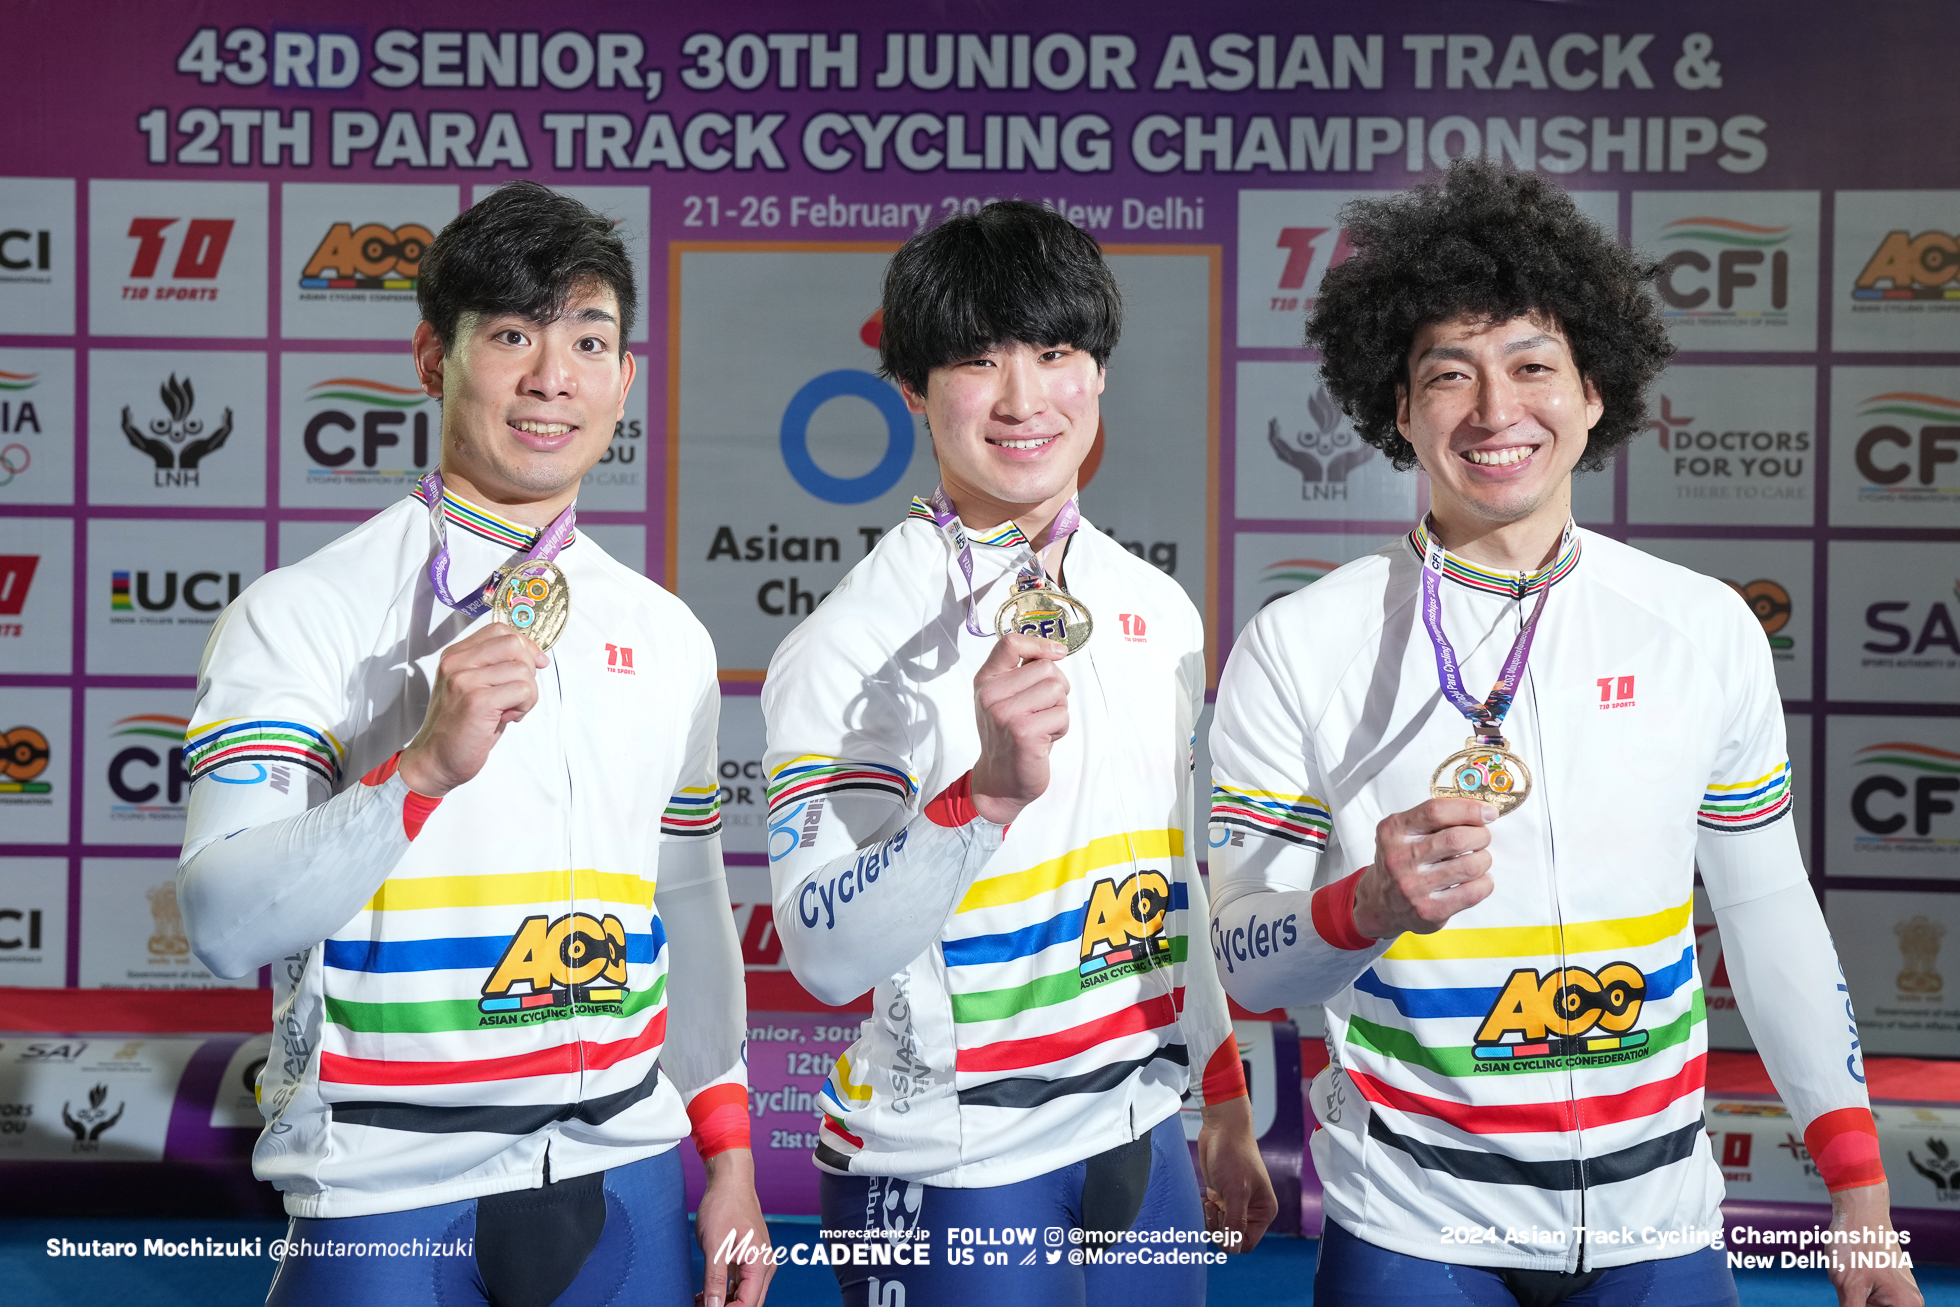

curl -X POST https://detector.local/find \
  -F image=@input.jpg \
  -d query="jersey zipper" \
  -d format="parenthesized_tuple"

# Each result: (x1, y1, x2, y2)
(554, 654, 583, 1102)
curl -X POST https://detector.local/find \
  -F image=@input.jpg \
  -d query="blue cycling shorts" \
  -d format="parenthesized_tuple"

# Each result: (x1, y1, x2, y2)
(818, 1113, 1213, 1307)
(264, 1148, 690, 1307)
(1313, 1216, 1741, 1307)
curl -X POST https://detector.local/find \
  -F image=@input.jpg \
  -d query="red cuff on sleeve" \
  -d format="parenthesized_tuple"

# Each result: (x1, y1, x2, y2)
(925, 771, 991, 829)
(360, 751, 443, 842)
(1804, 1106, 1886, 1192)
(686, 1082, 752, 1160)
(1200, 1036, 1249, 1106)
(1310, 868, 1375, 952)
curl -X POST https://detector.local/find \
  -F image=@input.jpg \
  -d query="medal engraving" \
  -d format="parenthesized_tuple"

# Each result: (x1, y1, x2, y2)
(1429, 737, 1532, 815)
(994, 584, 1093, 655)
(491, 559, 571, 652)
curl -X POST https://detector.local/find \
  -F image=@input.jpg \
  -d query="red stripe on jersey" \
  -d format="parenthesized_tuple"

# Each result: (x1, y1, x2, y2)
(925, 772, 982, 828)
(320, 1009, 667, 1086)
(1345, 1053, 1707, 1135)
(1201, 1036, 1249, 1105)
(957, 991, 1182, 1074)
(1804, 1107, 1886, 1192)
(685, 1082, 752, 1159)
(1312, 868, 1374, 951)
(359, 751, 443, 840)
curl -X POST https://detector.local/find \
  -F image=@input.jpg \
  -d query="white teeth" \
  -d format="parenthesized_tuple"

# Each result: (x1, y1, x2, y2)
(1466, 447, 1531, 466)
(512, 420, 572, 436)
(995, 437, 1054, 450)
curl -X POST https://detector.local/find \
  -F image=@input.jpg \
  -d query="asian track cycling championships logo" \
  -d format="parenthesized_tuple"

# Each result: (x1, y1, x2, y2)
(1853, 229, 1960, 302)
(1472, 961, 1651, 1072)
(1853, 393, 1960, 502)
(478, 913, 631, 1023)
(1850, 743, 1960, 850)
(1655, 218, 1791, 321)
(298, 222, 431, 293)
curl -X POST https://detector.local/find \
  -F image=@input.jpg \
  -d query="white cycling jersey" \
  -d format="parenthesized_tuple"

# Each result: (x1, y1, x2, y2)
(1208, 522, 1883, 1271)
(761, 499, 1245, 1188)
(177, 489, 748, 1219)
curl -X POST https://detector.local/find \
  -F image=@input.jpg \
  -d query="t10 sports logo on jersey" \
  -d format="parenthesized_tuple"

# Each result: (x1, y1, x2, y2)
(1077, 870, 1173, 990)
(1472, 961, 1649, 1072)
(479, 912, 631, 1022)
(298, 222, 432, 292)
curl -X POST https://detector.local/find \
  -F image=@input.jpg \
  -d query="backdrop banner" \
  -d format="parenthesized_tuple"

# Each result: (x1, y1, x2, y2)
(2, 0, 1957, 1223)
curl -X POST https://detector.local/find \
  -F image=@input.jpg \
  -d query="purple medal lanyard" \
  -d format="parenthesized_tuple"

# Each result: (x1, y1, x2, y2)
(416, 470, 577, 617)
(925, 485, 1081, 637)
(1418, 519, 1575, 747)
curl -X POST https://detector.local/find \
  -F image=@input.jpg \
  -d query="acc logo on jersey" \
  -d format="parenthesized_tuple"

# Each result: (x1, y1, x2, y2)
(479, 912, 629, 1017)
(1078, 871, 1173, 989)
(1472, 962, 1649, 1068)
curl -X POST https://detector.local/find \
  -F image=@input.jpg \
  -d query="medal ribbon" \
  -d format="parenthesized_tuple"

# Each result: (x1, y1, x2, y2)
(1418, 519, 1575, 744)
(925, 486, 1082, 637)
(416, 470, 577, 618)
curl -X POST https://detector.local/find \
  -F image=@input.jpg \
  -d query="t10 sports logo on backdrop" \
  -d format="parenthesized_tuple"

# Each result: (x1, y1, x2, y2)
(88, 180, 266, 338)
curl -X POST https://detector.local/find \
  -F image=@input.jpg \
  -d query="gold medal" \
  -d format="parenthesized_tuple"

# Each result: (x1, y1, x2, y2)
(491, 559, 571, 652)
(994, 582, 1093, 655)
(1430, 737, 1532, 816)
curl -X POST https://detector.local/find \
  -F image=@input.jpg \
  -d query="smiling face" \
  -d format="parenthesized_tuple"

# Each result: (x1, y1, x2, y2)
(1398, 313, 1603, 536)
(411, 282, 636, 520)
(901, 340, 1104, 531)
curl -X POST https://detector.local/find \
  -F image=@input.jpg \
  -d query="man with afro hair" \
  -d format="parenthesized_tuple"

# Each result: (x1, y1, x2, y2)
(1206, 161, 1919, 1307)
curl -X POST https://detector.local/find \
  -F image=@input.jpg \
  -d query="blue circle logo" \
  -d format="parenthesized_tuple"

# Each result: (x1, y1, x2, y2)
(779, 370, 914, 505)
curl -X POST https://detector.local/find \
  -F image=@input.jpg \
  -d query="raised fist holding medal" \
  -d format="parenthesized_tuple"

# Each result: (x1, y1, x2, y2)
(1349, 311, 1603, 942)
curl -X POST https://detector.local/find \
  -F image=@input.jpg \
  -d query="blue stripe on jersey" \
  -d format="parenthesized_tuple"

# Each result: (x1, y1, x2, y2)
(324, 924, 664, 975)
(940, 882, 1190, 967)
(1353, 945, 1699, 1020)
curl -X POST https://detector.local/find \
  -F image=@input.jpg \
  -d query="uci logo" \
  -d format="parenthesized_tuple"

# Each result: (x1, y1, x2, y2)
(479, 912, 630, 1014)
(1077, 871, 1173, 988)
(1474, 962, 1647, 1047)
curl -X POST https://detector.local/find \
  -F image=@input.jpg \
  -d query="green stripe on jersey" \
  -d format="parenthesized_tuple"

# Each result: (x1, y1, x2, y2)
(325, 973, 667, 1035)
(1343, 990, 1705, 1079)
(949, 936, 1188, 1025)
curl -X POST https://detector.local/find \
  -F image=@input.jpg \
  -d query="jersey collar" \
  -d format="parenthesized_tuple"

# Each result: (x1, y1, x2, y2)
(1407, 517, 1580, 598)
(906, 495, 1032, 549)
(419, 487, 578, 552)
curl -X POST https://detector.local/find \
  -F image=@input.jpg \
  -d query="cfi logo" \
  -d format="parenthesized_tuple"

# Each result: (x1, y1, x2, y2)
(299, 222, 433, 291)
(479, 912, 631, 1018)
(62, 1084, 124, 1149)
(120, 374, 231, 486)
(302, 376, 431, 476)
(1647, 395, 1808, 481)
(1267, 388, 1373, 500)
(1258, 558, 1339, 611)
(1854, 393, 1960, 498)
(0, 554, 39, 616)
(1077, 870, 1174, 990)
(1853, 230, 1960, 302)
(0, 726, 52, 795)
(1472, 961, 1649, 1069)
(1851, 743, 1960, 844)
(1655, 217, 1791, 316)
(1724, 578, 1795, 651)
(107, 714, 189, 809)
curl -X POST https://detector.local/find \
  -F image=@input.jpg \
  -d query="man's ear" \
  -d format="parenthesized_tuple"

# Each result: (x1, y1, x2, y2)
(411, 320, 446, 400)
(1395, 381, 1410, 439)
(1582, 374, 1605, 432)
(898, 376, 928, 417)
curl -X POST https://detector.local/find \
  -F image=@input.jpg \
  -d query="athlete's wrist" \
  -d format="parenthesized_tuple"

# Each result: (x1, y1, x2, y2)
(394, 744, 452, 799)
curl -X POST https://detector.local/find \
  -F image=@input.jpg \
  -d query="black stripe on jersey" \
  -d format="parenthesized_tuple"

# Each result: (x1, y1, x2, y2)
(956, 1044, 1189, 1110)
(1365, 1113, 1704, 1190)
(330, 1065, 659, 1135)
(1207, 813, 1321, 848)
(814, 1140, 856, 1172)
(1695, 806, 1792, 834)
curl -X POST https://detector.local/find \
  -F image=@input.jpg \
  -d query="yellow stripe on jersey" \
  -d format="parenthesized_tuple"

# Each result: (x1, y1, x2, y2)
(1382, 895, 1693, 962)
(831, 1052, 874, 1104)
(957, 829, 1184, 913)
(364, 868, 656, 913)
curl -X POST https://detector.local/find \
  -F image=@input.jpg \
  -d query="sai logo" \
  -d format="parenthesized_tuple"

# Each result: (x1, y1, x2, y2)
(1853, 230, 1960, 302)
(120, 373, 231, 485)
(0, 726, 51, 794)
(1656, 217, 1790, 316)
(107, 714, 189, 809)
(1077, 871, 1173, 990)
(1471, 961, 1649, 1069)
(299, 222, 433, 291)
(1864, 580, 1960, 663)
(302, 376, 432, 474)
(1854, 393, 1960, 499)
(1257, 558, 1338, 611)
(479, 912, 631, 1017)
(1267, 387, 1373, 501)
(1851, 742, 1959, 845)
(1724, 578, 1795, 652)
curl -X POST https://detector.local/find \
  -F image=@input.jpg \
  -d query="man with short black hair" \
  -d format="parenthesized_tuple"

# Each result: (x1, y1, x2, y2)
(762, 200, 1275, 1306)
(178, 182, 770, 1307)
(1208, 161, 1919, 1307)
